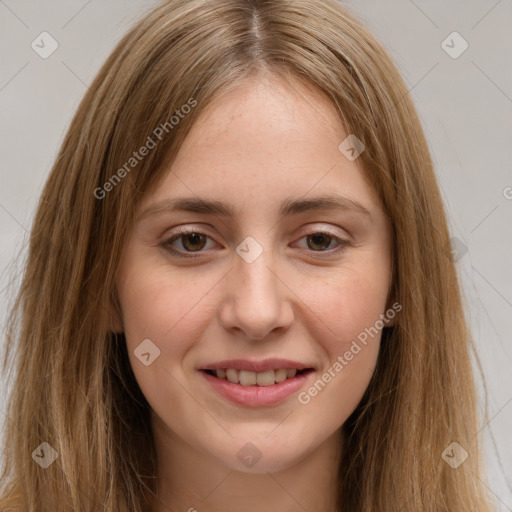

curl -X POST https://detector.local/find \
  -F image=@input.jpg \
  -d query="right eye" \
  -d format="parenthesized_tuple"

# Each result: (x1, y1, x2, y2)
(162, 228, 218, 258)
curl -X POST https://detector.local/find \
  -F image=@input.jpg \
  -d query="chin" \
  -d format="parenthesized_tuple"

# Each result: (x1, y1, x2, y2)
(212, 434, 316, 474)
(228, 452, 300, 474)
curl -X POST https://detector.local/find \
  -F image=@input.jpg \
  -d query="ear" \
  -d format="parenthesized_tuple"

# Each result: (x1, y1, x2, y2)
(107, 289, 124, 333)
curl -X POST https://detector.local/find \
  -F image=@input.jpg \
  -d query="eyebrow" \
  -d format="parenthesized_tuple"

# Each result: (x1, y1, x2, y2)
(138, 194, 372, 220)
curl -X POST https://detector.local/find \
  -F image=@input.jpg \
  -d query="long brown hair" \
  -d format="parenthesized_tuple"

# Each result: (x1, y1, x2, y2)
(0, 0, 493, 510)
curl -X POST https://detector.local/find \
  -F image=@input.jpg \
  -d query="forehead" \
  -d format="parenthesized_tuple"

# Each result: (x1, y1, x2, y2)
(139, 73, 384, 220)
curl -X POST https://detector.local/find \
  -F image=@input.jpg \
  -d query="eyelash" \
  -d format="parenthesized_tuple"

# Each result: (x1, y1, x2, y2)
(162, 227, 350, 259)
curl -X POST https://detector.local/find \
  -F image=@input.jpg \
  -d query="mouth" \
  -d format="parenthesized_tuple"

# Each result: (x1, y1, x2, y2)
(201, 368, 314, 386)
(198, 359, 316, 407)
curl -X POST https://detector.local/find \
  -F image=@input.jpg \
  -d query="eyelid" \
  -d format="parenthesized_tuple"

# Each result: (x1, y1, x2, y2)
(162, 224, 350, 258)
(295, 224, 347, 240)
(163, 226, 218, 257)
(292, 230, 349, 254)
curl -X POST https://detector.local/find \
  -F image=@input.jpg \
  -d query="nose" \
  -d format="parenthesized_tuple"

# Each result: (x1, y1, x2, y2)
(218, 244, 295, 341)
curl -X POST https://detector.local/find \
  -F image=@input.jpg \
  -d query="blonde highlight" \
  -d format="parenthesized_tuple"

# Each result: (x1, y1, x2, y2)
(1, 1, 492, 510)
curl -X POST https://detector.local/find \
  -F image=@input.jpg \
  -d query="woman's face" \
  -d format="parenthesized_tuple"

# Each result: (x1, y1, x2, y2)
(115, 73, 393, 473)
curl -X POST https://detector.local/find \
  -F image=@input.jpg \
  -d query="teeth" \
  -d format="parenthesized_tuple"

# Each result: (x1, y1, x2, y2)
(226, 368, 238, 383)
(274, 368, 287, 383)
(239, 370, 257, 386)
(213, 368, 304, 386)
(256, 370, 275, 386)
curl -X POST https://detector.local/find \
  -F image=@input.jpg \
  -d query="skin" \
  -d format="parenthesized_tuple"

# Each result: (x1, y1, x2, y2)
(113, 70, 393, 512)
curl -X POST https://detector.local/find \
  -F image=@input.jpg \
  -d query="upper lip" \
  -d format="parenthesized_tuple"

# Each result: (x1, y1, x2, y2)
(199, 358, 314, 373)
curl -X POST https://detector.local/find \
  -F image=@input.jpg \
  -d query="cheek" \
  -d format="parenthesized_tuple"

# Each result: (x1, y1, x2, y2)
(297, 260, 389, 401)
(305, 265, 390, 347)
(296, 275, 386, 425)
(117, 251, 216, 348)
(323, 279, 384, 379)
(116, 261, 217, 414)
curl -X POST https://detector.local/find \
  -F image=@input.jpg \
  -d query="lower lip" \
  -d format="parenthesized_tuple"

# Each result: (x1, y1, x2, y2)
(200, 370, 313, 407)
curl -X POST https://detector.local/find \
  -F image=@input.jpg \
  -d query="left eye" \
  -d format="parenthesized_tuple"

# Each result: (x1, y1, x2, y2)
(162, 229, 347, 257)
(295, 232, 345, 252)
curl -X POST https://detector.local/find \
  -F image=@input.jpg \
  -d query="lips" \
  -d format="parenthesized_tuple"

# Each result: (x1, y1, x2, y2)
(199, 358, 314, 386)
(199, 358, 312, 373)
(198, 358, 315, 406)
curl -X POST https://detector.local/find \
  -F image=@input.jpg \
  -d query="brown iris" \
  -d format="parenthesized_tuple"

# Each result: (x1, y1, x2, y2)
(181, 233, 207, 251)
(306, 233, 332, 251)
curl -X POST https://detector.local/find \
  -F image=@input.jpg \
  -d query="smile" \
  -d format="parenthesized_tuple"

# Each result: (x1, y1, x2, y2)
(198, 359, 315, 407)
(203, 368, 311, 386)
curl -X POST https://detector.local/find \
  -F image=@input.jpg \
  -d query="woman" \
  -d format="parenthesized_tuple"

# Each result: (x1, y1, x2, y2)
(0, 0, 493, 510)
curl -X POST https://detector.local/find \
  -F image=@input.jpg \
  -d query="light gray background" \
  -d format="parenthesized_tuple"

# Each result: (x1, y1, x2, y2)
(1, 0, 511, 509)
